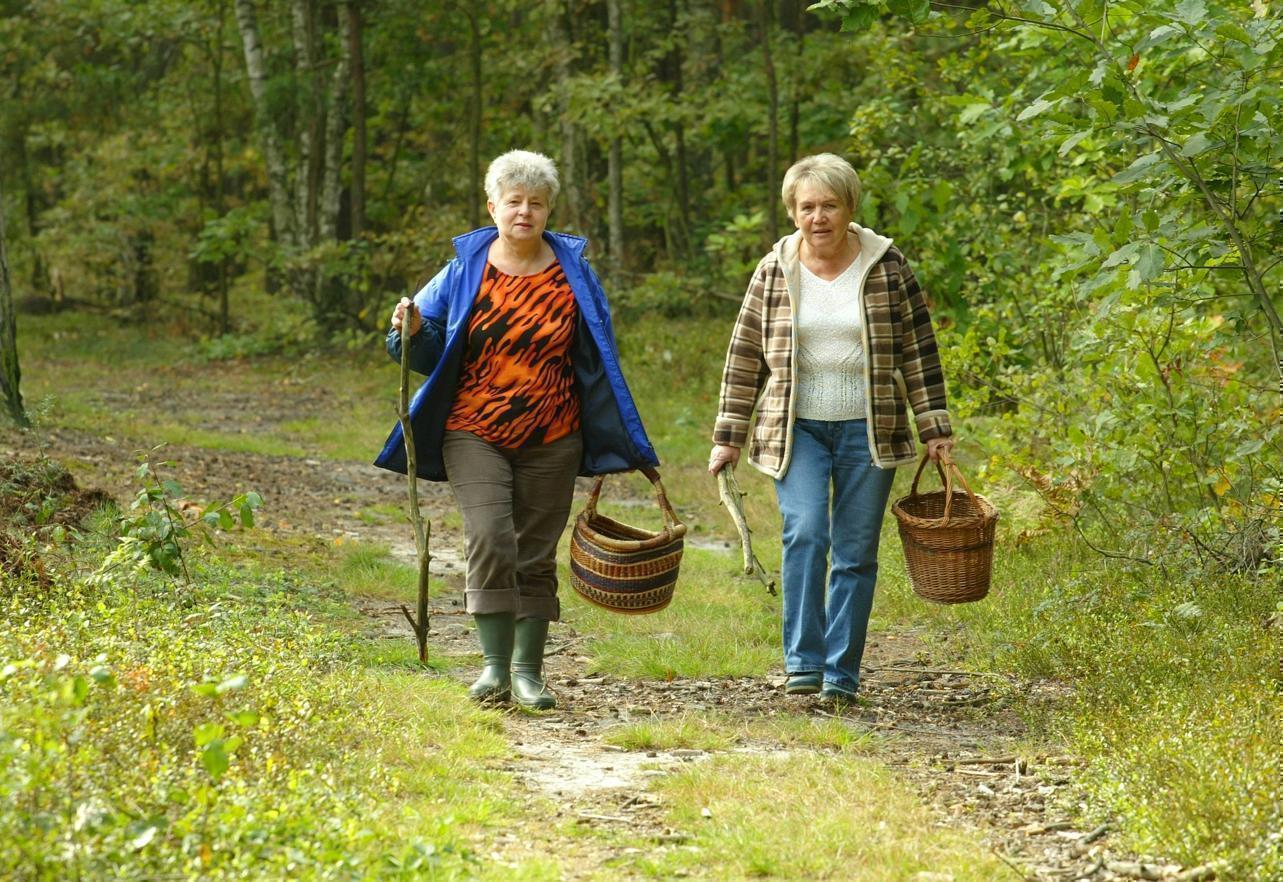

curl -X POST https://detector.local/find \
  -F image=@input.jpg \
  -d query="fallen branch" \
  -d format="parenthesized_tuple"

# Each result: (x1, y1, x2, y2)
(863, 664, 1010, 679)
(1105, 861, 1182, 880)
(1080, 823, 1110, 845)
(716, 466, 776, 596)
(397, 305, 432, 664)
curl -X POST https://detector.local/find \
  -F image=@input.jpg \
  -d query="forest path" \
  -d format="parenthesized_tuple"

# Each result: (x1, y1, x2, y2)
(11, 426, 1182, 882)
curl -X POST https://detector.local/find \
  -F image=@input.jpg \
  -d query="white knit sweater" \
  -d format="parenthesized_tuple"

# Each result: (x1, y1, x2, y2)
(794, 252, 870, 421)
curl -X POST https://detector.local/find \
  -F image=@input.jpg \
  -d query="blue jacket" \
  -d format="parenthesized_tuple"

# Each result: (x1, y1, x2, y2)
(374, 227, 660, 481)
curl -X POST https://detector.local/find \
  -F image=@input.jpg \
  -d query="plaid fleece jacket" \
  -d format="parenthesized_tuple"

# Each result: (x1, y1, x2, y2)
(712, 225, 952, 477)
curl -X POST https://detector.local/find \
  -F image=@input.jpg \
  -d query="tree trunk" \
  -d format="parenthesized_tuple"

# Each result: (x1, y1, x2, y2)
(607, 0, 625, 269)
(292, 0, 321, 244)
(548, 1, 582, 232)
(14, 133, 51, 304)
(0, 177, 30, 428)
(318, 11, 351, 244)
(665, 0, 691, 255)
(786, 0, 803, 164)
(346, 1, 366, 238)
(759, 0, 779, 243)
(213, 0, 230, 333)
(466, 6, 483, 229)
(234, 0, 298, 250)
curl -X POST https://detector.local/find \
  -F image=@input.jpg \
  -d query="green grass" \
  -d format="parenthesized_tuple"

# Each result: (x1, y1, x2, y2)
(619, 753, 1011, 881)
(750, 715, 882, 754)
(603, 713, 741, 752)
(19, 312, 398, 461)
(563, 546, 780, 679)
(334, 541, 422, 601)
(0, 553, 534, 880)
(604, 712, 882, 755)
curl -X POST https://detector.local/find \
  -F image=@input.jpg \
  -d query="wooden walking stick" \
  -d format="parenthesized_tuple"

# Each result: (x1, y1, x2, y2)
(716, 466, 776, 596)
(396, 303, 432, 663)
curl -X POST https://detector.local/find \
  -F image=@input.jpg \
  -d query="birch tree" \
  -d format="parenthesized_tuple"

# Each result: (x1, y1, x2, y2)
(233, 0, 350, 321)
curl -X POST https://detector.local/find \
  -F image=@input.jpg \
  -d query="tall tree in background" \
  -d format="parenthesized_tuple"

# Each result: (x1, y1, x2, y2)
(346, 0, 367, 238)
(233, 0, 351, 319)
(548, 0, 584, 232)
(0, 178, 29, 428)
(666, 0, 692, 254)
(463, 3, 483, 229)
(606, 0, 625, 267)
(758, 0, 779, 243)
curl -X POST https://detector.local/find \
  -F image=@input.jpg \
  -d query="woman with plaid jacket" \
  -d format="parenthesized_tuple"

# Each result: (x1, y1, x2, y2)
(708, 153, 956, 704)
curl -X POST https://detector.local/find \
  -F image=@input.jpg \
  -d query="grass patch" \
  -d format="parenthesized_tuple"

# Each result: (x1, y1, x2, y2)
(563, 546, 779, 679)
(18, 314, 399, 461)
(335, 541, 420, 601)
(891, 527, 1283, 877)
(749, 715, 881, 754)
(356, 502, 406, 526)
(625, 753, 1009, 880)
(603, 713, 740, 752)
(0, 539, 543, 880)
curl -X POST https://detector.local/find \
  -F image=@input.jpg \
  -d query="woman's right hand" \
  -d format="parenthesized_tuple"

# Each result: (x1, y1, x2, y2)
(391, 297, 422, 336)
(707, 444, 741, 476)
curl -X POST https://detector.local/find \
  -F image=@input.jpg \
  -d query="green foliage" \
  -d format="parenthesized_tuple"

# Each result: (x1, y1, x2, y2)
(892, 529, 1283, 877)
(0, 547, 515, 880)
(828, 1, 1283, 574)
(93, 453, 261, 584)
(192, 206, 265, 268)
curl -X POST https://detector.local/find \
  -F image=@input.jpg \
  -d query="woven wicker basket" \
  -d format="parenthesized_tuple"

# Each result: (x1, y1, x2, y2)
(891, 455, 998, 605)
(569, 467, 686, 615)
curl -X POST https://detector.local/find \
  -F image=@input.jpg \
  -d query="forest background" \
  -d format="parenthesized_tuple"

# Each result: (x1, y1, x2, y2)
(0, 0, 1280, 880)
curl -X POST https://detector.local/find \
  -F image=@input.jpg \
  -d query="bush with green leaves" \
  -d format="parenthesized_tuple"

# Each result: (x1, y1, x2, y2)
(0, 552, 508, 881)
(93, 455, 261, 584)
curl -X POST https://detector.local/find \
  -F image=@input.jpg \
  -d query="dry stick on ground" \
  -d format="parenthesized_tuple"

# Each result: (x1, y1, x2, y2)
(862, 665, 1010, 679)
(396, 306, 432, 663)
(716, 466, 777, 595)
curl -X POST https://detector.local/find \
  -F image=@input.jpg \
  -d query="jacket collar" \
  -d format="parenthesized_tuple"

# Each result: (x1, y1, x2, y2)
(452, 226, 589, 261)
(772, 222, 893, 271)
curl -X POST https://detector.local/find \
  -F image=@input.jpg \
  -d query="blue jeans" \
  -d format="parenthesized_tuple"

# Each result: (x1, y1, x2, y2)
(774, 419, 896, 694)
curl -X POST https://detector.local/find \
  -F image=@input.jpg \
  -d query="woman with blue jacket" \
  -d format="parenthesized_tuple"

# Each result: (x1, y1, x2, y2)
(375, 150, 658, 710)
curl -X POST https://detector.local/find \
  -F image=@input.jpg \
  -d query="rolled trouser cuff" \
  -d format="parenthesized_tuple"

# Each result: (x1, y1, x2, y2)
(517, 595, 560, 622)
(465, 586, 520, 615)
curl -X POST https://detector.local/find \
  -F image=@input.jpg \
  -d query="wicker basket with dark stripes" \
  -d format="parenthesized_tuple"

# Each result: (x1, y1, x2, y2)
(569, 467, 686, 614)
(891, 455, 998, 605)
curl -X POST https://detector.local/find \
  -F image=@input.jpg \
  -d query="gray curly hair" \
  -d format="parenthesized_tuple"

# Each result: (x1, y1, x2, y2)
(485, 150, 560, 207)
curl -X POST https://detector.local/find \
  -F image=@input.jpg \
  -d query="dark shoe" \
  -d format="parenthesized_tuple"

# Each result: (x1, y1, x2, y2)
(468, 613, 514, 703)
(785, 672, 822, 695)
(820, 685, 859, 707)
(511, 617, 556, 710)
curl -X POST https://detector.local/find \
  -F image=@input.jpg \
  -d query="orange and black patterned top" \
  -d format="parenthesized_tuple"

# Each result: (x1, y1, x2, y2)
(446, 260, 581, 447)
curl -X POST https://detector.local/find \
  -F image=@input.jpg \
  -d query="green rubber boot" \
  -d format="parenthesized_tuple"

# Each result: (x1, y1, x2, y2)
(511, 617, 556, 710)
(468, 613, 514, 703)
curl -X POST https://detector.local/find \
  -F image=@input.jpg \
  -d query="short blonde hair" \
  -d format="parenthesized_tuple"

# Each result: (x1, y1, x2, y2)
(781, 153, 862, 223)
(485, 150, 560, 207)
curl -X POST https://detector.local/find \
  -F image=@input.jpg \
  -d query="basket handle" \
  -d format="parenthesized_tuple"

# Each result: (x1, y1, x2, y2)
(585, 467, 687, 537)
(908, 453, 981, 526)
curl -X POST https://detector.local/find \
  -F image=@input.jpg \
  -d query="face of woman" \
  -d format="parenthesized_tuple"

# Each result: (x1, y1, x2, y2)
(792, 180, 853, 256)
(488, 186, 551, 245)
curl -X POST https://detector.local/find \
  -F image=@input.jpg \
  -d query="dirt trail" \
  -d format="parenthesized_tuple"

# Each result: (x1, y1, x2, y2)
(5, 426, 1193, 882)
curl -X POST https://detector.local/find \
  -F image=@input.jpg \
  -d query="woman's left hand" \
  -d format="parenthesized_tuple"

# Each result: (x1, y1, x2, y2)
(926, 437, 955, 463)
